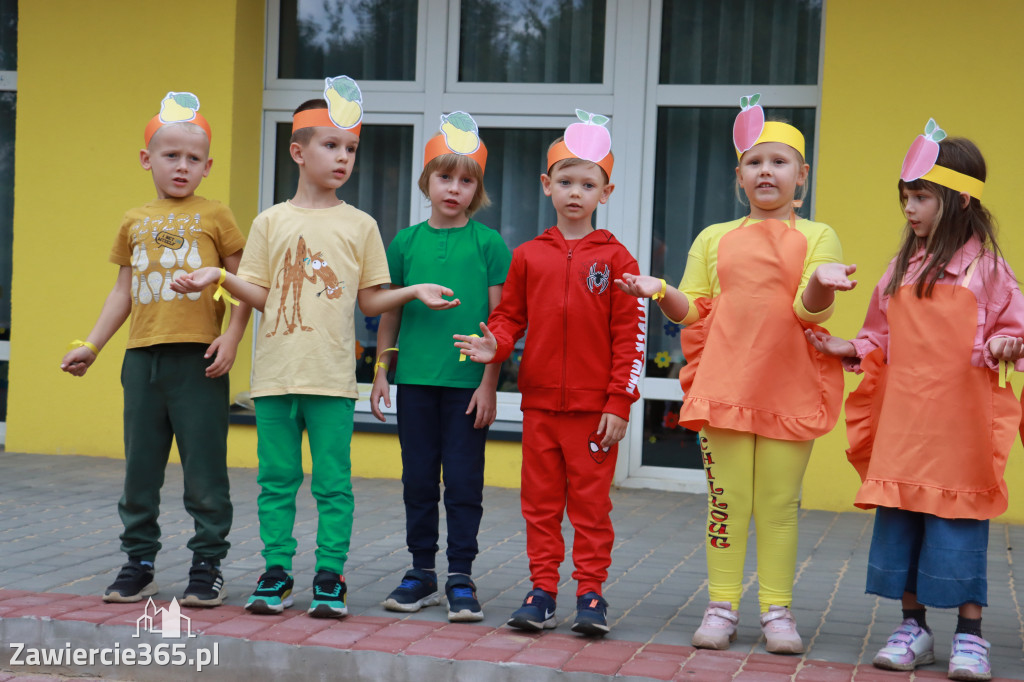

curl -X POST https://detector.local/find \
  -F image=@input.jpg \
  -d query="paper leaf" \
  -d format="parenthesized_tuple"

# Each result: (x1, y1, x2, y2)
(592, 114, 609, 126)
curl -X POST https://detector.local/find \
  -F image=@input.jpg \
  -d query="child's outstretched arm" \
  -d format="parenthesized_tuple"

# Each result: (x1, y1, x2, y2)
(802, 263, 858, 314)
(454, 322, 498, 364)
(615, 273, 690, 322)
(358, 283, 459, 317)
(203, 250, 253, 378)
(60, 266, 133, 377)
(172, 266, 270, 311)
(369, 308, 401, 422)
(465, 284, 504, 428)
(804, 329, 856, 357)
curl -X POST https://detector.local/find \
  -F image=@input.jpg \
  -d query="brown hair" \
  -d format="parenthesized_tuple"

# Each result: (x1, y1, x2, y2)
(290, 99, 328, 146)
(887, 137, 1004, 298)
(418, 148, 491, 216)
(545, 136, 612, 183)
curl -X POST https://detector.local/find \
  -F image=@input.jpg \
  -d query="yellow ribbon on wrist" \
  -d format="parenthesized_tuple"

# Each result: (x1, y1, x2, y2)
(213, 268, 240, 306)
(373, 347, 399, 381)
(69, 339, 99, 355)
(999, 360, 1014, 389)
(458, 334, 481, 361)
(651, 278, 668, 301)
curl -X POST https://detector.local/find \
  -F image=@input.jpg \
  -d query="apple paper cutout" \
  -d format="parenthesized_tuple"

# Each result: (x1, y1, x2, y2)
(564, 109, 612, 163)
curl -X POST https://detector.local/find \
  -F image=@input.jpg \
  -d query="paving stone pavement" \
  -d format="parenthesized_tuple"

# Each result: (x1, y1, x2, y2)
(1, 450, 1022, 681)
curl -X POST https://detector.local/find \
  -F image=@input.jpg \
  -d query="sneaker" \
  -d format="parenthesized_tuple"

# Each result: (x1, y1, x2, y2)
(507, 588, 557, 632)
(245, 566, 294, 614)
(383, 569, 440, 613)
(103, 560, 158, 603)
(948, 633, 992, 681)
(445, 574, 483, 622)
(571, 592, 610, 636)
(308, 569, 348, 618)
(691, 601, 739, 650)
(872, 618, 935, 671)
(759, 605, 804, 654)
(181, 560, 226, 608)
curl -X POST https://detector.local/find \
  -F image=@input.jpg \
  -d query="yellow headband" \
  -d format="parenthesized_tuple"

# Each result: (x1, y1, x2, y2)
(733, 94, 805, 159)
(901, 119, 984, 199)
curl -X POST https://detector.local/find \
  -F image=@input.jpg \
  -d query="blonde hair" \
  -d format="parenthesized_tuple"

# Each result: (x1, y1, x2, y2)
(418, 152, 491, 216)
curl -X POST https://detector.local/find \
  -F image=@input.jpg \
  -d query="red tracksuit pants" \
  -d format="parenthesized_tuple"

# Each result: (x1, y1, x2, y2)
(521, 409, 617, 597)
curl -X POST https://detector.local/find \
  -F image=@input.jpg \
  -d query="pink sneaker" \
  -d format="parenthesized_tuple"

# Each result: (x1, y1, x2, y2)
(948, 633, 991, 681)
(872, 618, 935, 671)
(691, 601, 739, 649)
(759, 605, 804, 654)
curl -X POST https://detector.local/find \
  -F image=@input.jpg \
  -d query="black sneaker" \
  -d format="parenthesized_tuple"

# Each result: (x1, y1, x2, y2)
(383, 569, 440, 613)
(245, 566, 294, 614)
(308, 569, 348, 618)
(571, 591, 610, 636)
(507, 588, 557, 632)
(445, 574, 483, 622)
(181, 560, 226, 607)
(103, 559, 158, 603)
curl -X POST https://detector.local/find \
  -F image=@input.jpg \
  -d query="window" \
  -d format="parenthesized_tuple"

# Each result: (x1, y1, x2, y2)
(0, 0, 15, 444)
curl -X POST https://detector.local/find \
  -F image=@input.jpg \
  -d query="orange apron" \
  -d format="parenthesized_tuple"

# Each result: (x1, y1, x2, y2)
(678, 217, 843, 440)
(845, 266, 1020, 520)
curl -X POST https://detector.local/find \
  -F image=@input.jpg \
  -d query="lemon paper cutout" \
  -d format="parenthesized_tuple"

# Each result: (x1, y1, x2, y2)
(325, 76, 363, 130)
(159, 92, 199, 124)
(440, 112, 480, 155)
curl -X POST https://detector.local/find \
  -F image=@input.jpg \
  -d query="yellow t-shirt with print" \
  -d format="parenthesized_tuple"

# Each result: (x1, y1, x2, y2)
(238, 201, 390, 399)
(109, 195, 246, 348)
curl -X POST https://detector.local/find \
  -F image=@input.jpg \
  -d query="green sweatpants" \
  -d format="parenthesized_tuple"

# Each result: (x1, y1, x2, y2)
(119, 344, 232, 563)
(254, 394, 355, 574)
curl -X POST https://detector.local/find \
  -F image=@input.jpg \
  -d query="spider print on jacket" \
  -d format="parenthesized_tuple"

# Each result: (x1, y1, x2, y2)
(583, 260, 611, 295)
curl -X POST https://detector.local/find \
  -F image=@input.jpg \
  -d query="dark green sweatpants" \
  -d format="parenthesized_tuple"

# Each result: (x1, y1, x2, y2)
(119, 343, 233, 563)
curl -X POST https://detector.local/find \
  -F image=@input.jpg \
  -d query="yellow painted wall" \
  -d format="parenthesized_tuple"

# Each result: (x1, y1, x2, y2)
(807, 0, 1024, 521)
(8, 0, 264, 456)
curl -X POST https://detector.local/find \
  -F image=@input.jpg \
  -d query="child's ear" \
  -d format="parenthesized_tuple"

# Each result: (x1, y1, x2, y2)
(289, 141, 305, 166)
(139, 148, 152, 171)
(540, 173, 553, 197)
(203, 158, 213, 178)
(960, 192, 971, 209)
(797, 163, 810, 186)
(599, 182, 615, 204)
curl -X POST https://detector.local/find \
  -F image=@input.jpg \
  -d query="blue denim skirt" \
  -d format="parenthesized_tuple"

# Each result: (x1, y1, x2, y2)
(866, 506, 988, 608)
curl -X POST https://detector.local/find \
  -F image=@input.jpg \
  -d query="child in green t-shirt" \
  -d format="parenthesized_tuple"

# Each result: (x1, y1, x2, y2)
(370, 112, 511, 622)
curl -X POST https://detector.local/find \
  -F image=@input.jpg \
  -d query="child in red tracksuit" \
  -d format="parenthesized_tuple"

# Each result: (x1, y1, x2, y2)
(455, 110, 644, 637)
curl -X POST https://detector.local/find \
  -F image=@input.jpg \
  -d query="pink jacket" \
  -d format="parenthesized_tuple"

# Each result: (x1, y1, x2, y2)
(847, 237, 1024, 373)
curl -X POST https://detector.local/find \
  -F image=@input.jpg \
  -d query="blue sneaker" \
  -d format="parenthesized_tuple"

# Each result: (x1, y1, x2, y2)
(571, 592, 610, 636)
(383, 568, 440, 613)
(445, 574, 483, 622)
(245, 566, 294, 614)
(507, 588, 557, 632)
(308, 569, 348, 618)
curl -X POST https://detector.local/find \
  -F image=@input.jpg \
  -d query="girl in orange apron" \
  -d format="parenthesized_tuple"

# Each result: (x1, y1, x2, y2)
(617, 94, 855, 654)
(807, 123, 1024, 681)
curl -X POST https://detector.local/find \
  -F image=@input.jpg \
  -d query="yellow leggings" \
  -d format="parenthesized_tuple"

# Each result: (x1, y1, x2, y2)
(700, 426, 813, 612)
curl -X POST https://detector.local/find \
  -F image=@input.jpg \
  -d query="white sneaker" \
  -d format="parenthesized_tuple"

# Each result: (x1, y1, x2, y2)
(872, 618, 935, 671)
(760, 605, 804, 654)
(691, 601, 739, 649)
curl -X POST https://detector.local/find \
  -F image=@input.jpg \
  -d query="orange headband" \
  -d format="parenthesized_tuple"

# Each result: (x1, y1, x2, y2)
(424, 134, 488, 174)
(547, 139, 613, 179)
(291, 108, 362, 137)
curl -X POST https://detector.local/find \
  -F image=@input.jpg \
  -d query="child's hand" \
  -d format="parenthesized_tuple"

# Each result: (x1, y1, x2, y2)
(171, 266, 222, 294)
(60, 346, 97, 377)
(597, 413, 627, 449)
(804, 329, 857, 357)
(369, 370, 391, 422)
(416, 283, 461, 310)
(614, 273, 664, 299)
(467, 384, 497, 429)
(989, 336, 1024, 363)
(454, 322, 497, 364)
(204, 335, 237, 378)
(813, 263, 858, 291)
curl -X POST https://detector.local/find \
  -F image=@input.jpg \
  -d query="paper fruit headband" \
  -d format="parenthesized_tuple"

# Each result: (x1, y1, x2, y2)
(900, 118, 984, 199)
(733, 93, 805, 159)
(547, 109, 614, 179)
(144, 92, 212, 147)
(423, 111, 488, 173)
(292, 75, 363, 137)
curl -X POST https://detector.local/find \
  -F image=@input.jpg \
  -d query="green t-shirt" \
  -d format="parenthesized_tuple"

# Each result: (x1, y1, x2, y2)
(387, 219, 512, 388)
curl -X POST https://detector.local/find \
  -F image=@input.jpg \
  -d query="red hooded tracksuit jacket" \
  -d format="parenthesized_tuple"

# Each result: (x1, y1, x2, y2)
(488, 227, 645, 596)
